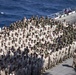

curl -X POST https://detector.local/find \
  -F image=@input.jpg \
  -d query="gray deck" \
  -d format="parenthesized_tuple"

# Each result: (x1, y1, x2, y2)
(56, 12, 76, 24)
(44, 58, 76, 75)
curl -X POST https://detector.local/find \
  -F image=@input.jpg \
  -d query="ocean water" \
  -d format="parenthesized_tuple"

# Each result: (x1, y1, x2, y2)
(0, 0, 76, 27)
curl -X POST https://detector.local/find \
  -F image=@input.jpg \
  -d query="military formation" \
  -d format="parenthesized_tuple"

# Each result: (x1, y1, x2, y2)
(0, 16, 76, 75)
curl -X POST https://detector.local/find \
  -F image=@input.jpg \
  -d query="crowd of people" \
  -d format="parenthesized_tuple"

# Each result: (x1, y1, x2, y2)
(0, 16, 76, 75)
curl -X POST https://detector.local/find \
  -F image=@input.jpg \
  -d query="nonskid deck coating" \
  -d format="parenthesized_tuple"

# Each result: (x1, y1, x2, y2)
(44, 58, 76, 75)
(56, 12, 76, 24)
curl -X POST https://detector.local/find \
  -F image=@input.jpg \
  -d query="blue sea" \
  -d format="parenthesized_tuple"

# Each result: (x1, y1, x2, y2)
(0, 0, 76, 27)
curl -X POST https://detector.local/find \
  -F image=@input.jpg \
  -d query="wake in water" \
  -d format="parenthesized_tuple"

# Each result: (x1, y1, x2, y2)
(0, 12, 4, 15)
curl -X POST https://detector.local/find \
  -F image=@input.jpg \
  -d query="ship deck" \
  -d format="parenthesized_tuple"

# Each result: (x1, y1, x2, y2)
(55, 11, 76, 24)
(44, 58, 76, 75)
